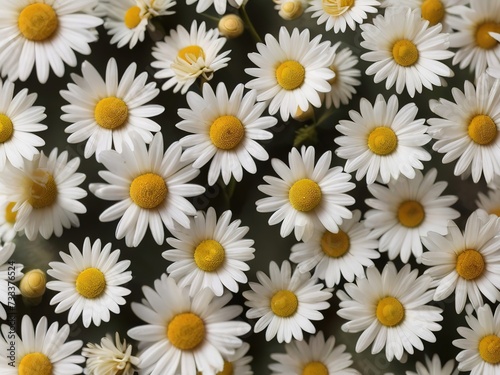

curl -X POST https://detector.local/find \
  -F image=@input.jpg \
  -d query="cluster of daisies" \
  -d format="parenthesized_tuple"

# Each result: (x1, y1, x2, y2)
(1, 0, 500, 374)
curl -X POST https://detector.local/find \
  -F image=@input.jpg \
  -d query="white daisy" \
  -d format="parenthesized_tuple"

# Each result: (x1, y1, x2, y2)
(0, 242, 23, 320)
(90, 132, 205, 247)
(421, 209, 500, 313)
(163, 206, 255, 297)
(335, 94, 432, 185)
(0, 148, 87, 240)
(187, 0, 243, 15)
(256, 145, 355, 241)
(337, 262, 443, 362)
(0, 200, 21, 243)
(46, 237, 132, 327)
(127, 273, 251, 375)
(407, 354, 458, 375)
(360, 7, 454, 97)
(245, 27, 335, 121)
(0, 0, 102, 83)
(60, 57, 164, 159)
(0, 315, 84, 375)
(151, 20, 231, 94)
(476, 188, 500, 216)
(176, 82, 276, 185)
(290, 209, 380, 287)
(427, 74, 500, 183)
(364, 168, 460, 263)
(243, 260, 332, 343)
(269, 331, 361, 374)
(207, 342, 253, 375)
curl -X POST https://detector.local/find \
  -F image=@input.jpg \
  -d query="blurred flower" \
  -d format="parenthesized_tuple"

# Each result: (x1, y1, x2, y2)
(406, 353, 458, 375)
(0, 200, 22, 243)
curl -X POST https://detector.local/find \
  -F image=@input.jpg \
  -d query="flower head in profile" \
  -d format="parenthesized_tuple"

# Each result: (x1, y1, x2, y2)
(476, 187, 500, 216)
(0, 242, 23, 321)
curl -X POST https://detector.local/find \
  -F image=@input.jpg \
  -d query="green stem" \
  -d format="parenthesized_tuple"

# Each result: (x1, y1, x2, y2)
(239, 4, 262, 44)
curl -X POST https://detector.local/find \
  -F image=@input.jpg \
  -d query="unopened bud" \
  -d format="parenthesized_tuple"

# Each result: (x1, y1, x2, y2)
(279, 0, 304, 21)
(218, 14, 245, 39)
(20, 269, 46, 305)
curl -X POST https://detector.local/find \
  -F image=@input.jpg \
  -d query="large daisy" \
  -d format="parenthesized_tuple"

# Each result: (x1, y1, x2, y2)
(0, 242, 23, 321)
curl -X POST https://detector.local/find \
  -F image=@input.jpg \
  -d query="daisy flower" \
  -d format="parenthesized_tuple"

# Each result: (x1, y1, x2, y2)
(290, 209, 380, 287)
(245, 27, 335, 121)
(360, 7, 454, 97)
(90, 132, 205, 247)
(428, 74, 500, 183)
(176, 82, 276, 185)
(0, 0, 102, 83)
(60, 58, 164, 159)
(269, 331, 361, 374)
(0, 79, 46, 169)
(151, 20, 231, 94)
(256, 145, 355, 241)
(187, 0, 243, 15)
(335, 94, 432, 185)
(337, 262, 443, 362)
(476, 187, 500, 216)
(0, 148, 87, 240)
(421, 210, 500, 313)
(0, 242, 23, 320)
(127, 274, 251, 375)
(0, 315, 84, 375)
(0, 200, 21, 243)
(243, 260, 332, 343)
(46, 237, 132, 327)
(407, 354, 458, 375)
(214, 342, 253, 375)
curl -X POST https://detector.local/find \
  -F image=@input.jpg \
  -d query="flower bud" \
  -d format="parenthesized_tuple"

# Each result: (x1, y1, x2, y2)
(218, 14, 244, 39)
(279, 0, 304, 21)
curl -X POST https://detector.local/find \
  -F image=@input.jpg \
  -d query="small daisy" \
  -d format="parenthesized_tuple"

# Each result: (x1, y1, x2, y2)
(243, 260, 332, 343)
(163, 207, 255, 297)
(151, 20, 231, 94)
(337, 262, 443, 362)
(245, 27, 335, 121)
(407, 354, 458, 375)
(290, 209, 380, 287)
(0, 200, 22, 243)
(46, 237, 132, 327)
(0, 148, 87, 240)
(0, 242, 23, 320)
(90, 132, 205, 247)
(0, 0, 102, 83)
(256, 145, 355, 241)
(269, 331, 361, 374)
(476, 188, 500, 216)
(364, 168, 460, 263)
(187, 0, 243, 15)
(176, 82, 276, 185)
(60, 58, 164, 159)
(360, 7, 454, 97)
(127, 274, 251, 375)
(421, 209, 500, 313)
(428, 74, 500, 183)
(335, 94, 432, 185)
(0, 315, 84, 375)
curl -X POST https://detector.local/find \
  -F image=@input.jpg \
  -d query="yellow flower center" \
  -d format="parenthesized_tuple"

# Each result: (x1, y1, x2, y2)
(376, 297, 405, 327)
(209, 115, 245, 150)
(475, 22, 500, 50)
(167, 312, 205, 350)
(322, 0, 355, 17)
(397, 200, 425, 228)
(479, 335, 500, 364)
(456, 249, 485, 280)
(0, 114, 14, 143)
(19, 352, 53, 375)
(94, 97, 129, 130)
(302, 361, 329, 375)
(194, 239, 225, 272)
(177, 45, 206, 63)
(489, 208, 500, 217)
(320, 230, 350, 258)
(392, 39, 419, 67)
(468, 114, 497, 145)
(28, 170, 58, 209)
(367, 126, 398, 155)
(288, 179, 322, 212)
(18, 3, 58, 41)
(5, 202, 17, 224)
(420, 0, 445, 26)
(328, 65, 338, 85)
(124, 6, 141, 29)
(271, 290, 298, 317)
(276, 60, 305, 90)
(76, 267, 106, 299)
(129, 173, 168, 209)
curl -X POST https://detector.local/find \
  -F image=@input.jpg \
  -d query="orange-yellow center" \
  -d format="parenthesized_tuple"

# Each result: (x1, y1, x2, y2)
(468, 114, 497, 145)
(18, 3, 58, 41)
(456, 249, 485, 280)
(167, 312, 205, 350)
(392, 39, 419, 67)
(19, 352, 53, 375)
(479, 335, 500, 364)
(421, 0, 445, 26)
(271, 290, 298, 317)
(475, 22, 500, 50)
(320, 230, 350, 258)
(124, 6, 142, 29)
(129, 173, 167, 209)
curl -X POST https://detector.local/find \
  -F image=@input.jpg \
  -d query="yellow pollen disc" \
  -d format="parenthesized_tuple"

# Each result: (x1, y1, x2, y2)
(271, 290, 298, 317)
(321, 230, 350, 258)
(94, 97, 129, 130)
(18, 3, 58, 42)
(479, 335, 500, 364)
(367, 126, 398, 155)
(489, 208, 500, 217)
(456, 249, 485, 280)
(397, 200, 425, 228)
(302, 361, 329, 375)
(28, 171, 58, 209)
(322, 0, 355, 16)
(0, 114, 14, 143)
(276, 60, 305, 90)
(217, 361, 234, 375)
(376, 297, 405, 327)
(209, 115, 245, 150)
(19, 352, 53, 375)
(468, 114, 497, 145)
(177, 45, 206, 63)
(167, 312, 205, 350)
(392, 39, 419, 67)
(129, 173, 167, 209)
(76, 267, 106, 299)
(289, 179, 322, 212)
(194, 239, 225, 272)
(124, 6, 141, 29)
(420, 0, 445, 26)
(475, 22, 500, 50)
(5, 202, 17, 224)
